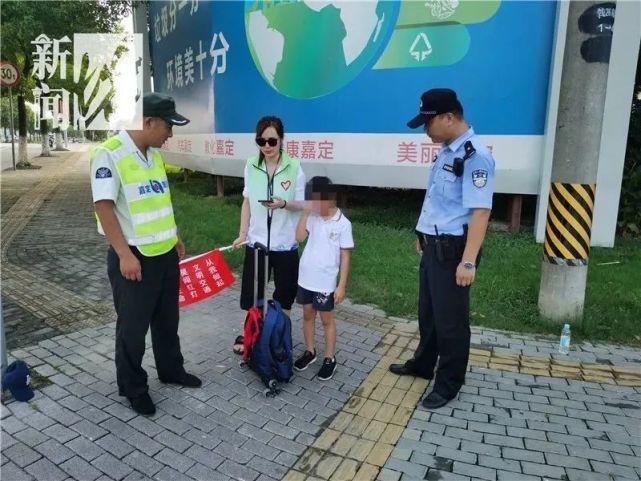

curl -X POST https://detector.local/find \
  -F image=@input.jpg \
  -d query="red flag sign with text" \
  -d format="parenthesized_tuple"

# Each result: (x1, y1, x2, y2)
(179, 250, 235, 308)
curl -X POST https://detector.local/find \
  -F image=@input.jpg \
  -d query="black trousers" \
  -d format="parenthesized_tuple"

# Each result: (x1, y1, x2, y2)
(239, 245, 299, 311)
(409, 235, 471, 400)
(108, 246, 186, 398)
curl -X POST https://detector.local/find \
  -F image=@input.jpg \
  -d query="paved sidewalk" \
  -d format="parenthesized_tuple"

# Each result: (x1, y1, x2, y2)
(1, 147, 114, 350)
(0, 143, 45, 172)
(3, 287, 385, 481)
(2, 150, 640, 481)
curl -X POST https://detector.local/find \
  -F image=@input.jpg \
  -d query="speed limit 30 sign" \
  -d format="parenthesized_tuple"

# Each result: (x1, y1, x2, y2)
(0, 61, 20, 88)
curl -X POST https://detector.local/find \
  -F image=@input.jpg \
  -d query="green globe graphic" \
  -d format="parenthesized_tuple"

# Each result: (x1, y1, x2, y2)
(245, 1, 398, 99)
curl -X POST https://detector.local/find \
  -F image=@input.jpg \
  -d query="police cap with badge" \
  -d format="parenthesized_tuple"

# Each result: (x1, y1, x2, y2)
(407, 88, 476, 178)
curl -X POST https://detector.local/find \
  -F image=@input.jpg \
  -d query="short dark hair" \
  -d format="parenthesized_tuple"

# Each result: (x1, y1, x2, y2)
(305, 176, 338, 200)
(450, 106, 464, 119)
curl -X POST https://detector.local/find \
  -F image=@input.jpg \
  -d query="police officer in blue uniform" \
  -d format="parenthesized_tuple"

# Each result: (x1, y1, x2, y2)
(390, 89, 495, 409)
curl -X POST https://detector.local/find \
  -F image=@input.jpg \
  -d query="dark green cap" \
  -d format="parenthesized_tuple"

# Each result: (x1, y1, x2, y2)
(143, 93, 190, 126)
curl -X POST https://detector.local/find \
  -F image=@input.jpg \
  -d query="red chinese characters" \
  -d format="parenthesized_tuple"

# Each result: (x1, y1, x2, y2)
(396, 142, 441, 164)
(224, 140, 234, 156)
(301, 141, 315, 159)
(286, 141, 299, 158)
(178, 250, 235, 308)
(317, 141, 334, 159)
(204, 139, 216, 154)
(420, 143, 441, 164)
(203, 138, 235, 157)
(286, 140, 334, 160)
(397, 142, 417, 163)
(176, 139, 193, 153)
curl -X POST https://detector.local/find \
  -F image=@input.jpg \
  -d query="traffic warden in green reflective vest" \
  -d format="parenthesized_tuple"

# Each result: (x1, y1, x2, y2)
(390, 89, 495, 409)
(90, 93, 201, 416)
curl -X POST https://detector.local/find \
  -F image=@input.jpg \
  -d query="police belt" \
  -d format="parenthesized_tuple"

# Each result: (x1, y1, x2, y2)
(416, 231, 466, 246)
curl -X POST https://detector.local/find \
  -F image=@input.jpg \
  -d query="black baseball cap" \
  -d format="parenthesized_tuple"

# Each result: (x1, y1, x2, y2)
(407, 88, 462, 129)
(143, 93, 190, 126)
(2, 360, 34, 402)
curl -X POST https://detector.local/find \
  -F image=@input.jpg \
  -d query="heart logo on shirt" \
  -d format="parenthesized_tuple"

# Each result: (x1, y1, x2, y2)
(280, 180, 291, 191)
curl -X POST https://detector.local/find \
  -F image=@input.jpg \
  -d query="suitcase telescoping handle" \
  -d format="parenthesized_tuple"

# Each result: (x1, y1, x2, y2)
(253, 242, 269, 318)
(252, 201, 274, 318)
(258, 206, 274, 317)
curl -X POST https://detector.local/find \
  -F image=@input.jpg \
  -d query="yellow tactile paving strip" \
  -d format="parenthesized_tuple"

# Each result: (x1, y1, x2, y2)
(468, 347, 641, 386)
(380, 324, 641, 387)
(283, 323, 641, 481)
(284, 327, 423, 481)
(284, 362, 428, 481)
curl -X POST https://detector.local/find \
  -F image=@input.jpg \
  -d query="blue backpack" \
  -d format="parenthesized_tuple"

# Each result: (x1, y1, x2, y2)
(242, 212, 294, 396)
(245, 299, 293, 396)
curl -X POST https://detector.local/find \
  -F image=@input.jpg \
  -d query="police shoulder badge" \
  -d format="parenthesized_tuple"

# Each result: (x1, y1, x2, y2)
(95, 167, 112, 179)
(472, 169, 488, 188)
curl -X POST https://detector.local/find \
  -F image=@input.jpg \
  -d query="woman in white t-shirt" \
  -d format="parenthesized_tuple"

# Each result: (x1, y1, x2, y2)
(293, 177, 354, 381)
(231, 116, 305, 354)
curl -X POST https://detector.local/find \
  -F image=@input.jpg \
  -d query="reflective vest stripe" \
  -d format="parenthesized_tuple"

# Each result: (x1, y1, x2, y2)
(133, 227, 177, 244)
(135, 214, 176, 236)
(131, 206, 174, 225)
(129, 193, 172, 213)
(96, 223, 175, 246)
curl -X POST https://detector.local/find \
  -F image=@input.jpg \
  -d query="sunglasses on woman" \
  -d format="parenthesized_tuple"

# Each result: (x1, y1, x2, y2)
(255, 137, 279, 147)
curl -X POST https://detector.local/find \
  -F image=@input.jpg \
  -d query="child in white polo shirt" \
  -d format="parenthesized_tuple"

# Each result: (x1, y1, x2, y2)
(294, 177, 354, 380)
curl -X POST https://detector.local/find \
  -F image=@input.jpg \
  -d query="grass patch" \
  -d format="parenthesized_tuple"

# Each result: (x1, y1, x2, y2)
(170, 173, 246, 270)
(169, 173, 641, 346)
(164, 164, 184, 174)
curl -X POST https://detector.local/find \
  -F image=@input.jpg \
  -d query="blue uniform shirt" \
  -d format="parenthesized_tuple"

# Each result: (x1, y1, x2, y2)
(416, 127, 495, 236)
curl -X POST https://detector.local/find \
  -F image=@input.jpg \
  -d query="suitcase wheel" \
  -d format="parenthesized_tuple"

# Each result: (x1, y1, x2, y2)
(264, 379, 280, 397)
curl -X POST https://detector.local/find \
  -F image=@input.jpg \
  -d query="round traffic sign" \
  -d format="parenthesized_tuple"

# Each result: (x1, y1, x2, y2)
(0, 61, 20, 88)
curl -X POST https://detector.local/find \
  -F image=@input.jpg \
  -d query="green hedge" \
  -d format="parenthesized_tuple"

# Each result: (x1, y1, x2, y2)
(618, 104, 641, 237)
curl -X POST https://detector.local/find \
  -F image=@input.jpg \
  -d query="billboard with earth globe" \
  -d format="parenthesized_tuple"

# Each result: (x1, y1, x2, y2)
(149, 0, 558, 193)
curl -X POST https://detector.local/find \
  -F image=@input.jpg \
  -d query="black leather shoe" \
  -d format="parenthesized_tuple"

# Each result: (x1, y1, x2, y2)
(389, 363, 432, 379)
(128, 393, 156, 416)
(159, 373, 202, 388)
(421, 391, 450, 410)
(389, 363, 414, 375)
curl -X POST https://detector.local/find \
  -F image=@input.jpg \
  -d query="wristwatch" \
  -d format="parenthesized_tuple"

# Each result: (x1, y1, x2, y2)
(463, 261, 476, 269)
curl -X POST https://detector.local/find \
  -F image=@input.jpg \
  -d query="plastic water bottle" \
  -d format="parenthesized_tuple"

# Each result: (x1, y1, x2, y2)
(559, 324, 571, 355)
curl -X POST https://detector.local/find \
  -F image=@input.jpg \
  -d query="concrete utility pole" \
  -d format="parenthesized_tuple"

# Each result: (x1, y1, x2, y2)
(538, 1, 616, 322)
(133, 2, 152, 94)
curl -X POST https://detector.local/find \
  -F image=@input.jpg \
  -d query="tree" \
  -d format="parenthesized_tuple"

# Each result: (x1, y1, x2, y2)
(618, 41, 641, 237)
(0, 96, 35, 140)
(0, 1, 132, 166)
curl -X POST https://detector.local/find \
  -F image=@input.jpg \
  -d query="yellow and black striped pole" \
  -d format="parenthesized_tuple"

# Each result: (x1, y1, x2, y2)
(538, 0, 615, 322)
(543, 182, 595, 266)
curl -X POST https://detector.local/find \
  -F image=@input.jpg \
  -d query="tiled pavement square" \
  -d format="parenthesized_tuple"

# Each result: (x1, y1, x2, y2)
(2, 288, 385, 480)
(382, 365, 641, 481)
